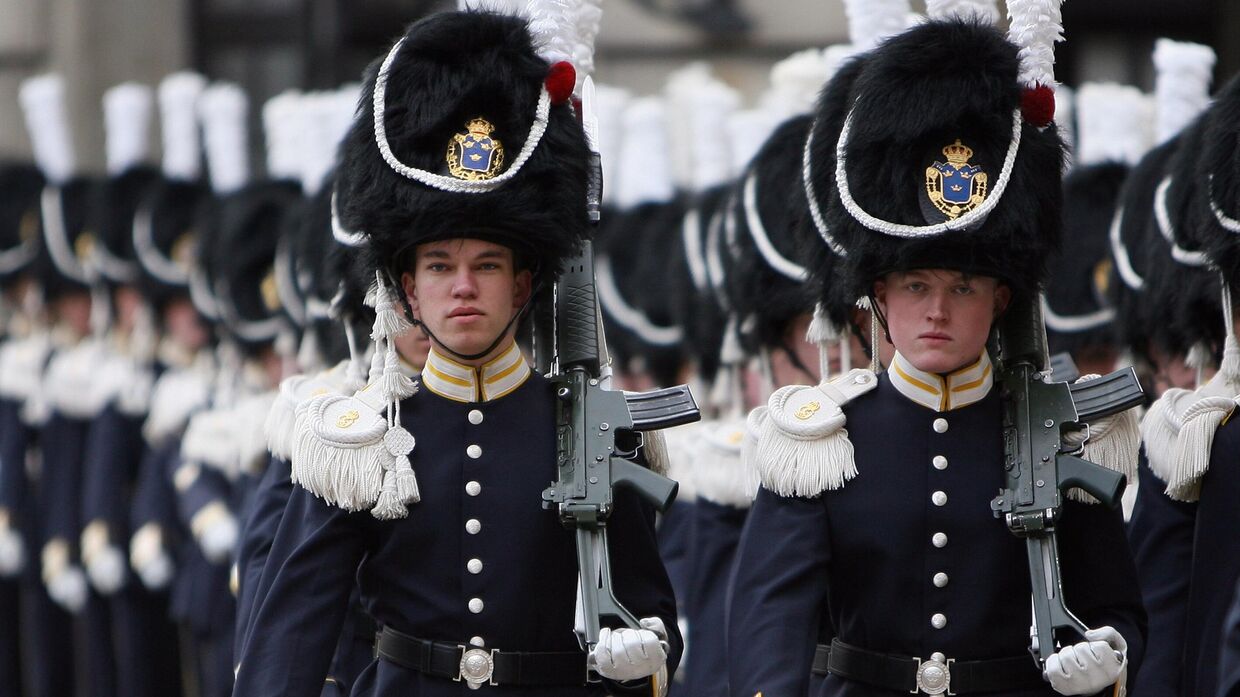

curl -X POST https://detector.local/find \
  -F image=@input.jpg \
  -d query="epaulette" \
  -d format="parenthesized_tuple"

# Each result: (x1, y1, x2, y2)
(143, 363, 213, 446)
(1061, 373, 1141, 504)
(746, 368, 879, 498)
(235, 391, 277, 477)
(660, 421, 702, 503)
(290, 280, 421, 520)
(1142, 342, 1240, 501)
(265, 361, 352, 461)
(693, 417, 757, 508)
(0, 332, 52, 403)
(181, 407, 241, 479)
(44, 339, 115, 420)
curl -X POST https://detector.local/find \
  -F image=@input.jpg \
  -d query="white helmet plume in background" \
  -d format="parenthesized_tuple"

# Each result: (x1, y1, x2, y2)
(592, 83, 631, 207)
(762, 48, 833, 121)
(198, 82, 250, 195)
(616, 97, 675, 209)
(159, 72, 208, 181)
(103, 82, 155, 176)
(664, 63, 740, 193)
(19, 74, 76, 185)
(1153, 38, 1216, 144)
(925, 0, 999, 24)
(843, 0, 913, 52)
(263, 90, 305, 184)
(1076, 83, 1155, 168)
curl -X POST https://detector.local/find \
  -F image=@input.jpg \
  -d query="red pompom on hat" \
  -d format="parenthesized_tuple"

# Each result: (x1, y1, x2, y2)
(545, 61, 576, 105)
(1020, 84, 1056, 128)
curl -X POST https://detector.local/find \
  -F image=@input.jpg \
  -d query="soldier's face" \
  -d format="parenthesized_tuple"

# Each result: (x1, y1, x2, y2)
(402, 239, 531, 364)
(874, 269, 1009, 374)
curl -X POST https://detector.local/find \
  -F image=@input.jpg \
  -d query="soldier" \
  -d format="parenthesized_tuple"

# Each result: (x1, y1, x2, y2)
(728, 9, 1146, 697)
(234, 8, 680, 696)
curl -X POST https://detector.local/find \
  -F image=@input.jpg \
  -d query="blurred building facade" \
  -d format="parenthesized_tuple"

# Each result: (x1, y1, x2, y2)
(0, 0, 1235, 173)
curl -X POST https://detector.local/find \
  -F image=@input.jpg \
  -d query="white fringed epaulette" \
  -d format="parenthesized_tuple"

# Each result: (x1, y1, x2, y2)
(44, 340, 114, 420)
(290, 278, 420, 520)
(1061, 374, 1141, 504)
(182, 408, 241, 479)
(144, 364, 213, 446)
(265, 364, 350, 461)
(1143, 335, 1240, 502)
(235, 391, 277, 477)
(693, 417, 758, 508)
(0, 333, 53, 402)
(660, 422, 701, 502)
(748, 368, 878, 498)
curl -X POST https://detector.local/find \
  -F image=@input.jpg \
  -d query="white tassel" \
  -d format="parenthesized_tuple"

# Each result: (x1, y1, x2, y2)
(719, 316, 744, 366)
(1165, 396, 1237, 502)
(1141, 389, 1190, 486)
(379, 348, 418, 401)
(264, 379, 300, 461)
(741, 406, 767, 499)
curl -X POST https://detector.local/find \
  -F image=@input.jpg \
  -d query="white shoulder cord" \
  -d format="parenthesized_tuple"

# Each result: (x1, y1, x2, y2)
(1108, 207, 1144, 291)
(373, 37, 551, 194)
(1208, 175, 1240, 234)
(800, 124, 848, 257)
(1153, 176, 1209, 266)
(834, 107, 1023, 238)
(743, 171, 809, 282)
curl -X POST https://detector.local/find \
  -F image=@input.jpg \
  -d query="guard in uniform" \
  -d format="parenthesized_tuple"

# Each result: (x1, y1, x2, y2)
(728, 12, 1146, 697)
(234, 9, 680, 696)
(1128, 67, 1240, 697)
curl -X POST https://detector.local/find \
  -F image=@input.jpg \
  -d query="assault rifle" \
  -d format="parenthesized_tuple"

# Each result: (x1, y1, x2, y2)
(989, 297, 1143, 668)
(541, 78, 700, 654)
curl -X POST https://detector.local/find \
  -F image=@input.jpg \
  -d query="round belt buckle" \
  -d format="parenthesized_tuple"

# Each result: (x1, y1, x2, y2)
(915, 657, 951, 695)
(459, 648, 495, 687)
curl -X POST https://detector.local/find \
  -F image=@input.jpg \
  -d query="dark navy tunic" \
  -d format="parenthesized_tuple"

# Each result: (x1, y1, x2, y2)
(727, 371, 1145, 697)
(1126, 454, 1197, 697)
(234, 370, 681, 696)
(1130, 417, 1240, 697)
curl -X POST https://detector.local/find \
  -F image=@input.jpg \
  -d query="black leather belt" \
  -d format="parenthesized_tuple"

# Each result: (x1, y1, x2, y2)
(375, 626, 587, 687)
(812, 639, 1046, 695)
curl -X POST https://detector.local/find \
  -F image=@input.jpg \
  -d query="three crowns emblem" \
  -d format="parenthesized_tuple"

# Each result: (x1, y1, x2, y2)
(447, 117, 505, 181)
(925, 139, 988, 219)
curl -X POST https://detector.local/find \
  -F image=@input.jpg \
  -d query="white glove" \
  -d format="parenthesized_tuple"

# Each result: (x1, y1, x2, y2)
(191, 501, 238, 564)
(589, 617, 669, 682)
(1044, 626, 1127, 696)
(85, 545, 127, 594)
(0, 524, 24, 577)
(131, 524, 175, 590)
(46, 565, 88, 613)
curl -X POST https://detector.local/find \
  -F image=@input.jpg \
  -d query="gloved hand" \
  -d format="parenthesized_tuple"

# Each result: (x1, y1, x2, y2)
(85, 545, 127, 594)
(0, 520, 24, 576)
(1044, 626, 1127, 696)
(589, 617, 669, 682)
(131, 523, 175, 590)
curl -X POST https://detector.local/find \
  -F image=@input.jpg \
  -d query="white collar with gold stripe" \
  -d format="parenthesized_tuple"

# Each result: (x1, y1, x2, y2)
(889, 351, 994, 413)
(421, 342, 530, 403)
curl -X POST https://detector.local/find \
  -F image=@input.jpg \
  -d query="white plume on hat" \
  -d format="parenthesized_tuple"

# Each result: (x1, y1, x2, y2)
(263, 90, 305, 184)
(761, 48, 833, 121)
(159, 72, 208, 181)
(664, 63, 740, 192)
(1075, 83, 1155, 168)
(103, 82, 155, 176)
(925, 0, 999, 24)
(1153, 38, 1216, 144)
(19, 74, 76, 184)
(198, 82, 250, 195)
(525, 0, 602, 93)
(1006, 0, 1065, 90)
(727, 109, 781, 175)
(843, 0, 913, 52)
(616, 97, 675, 209)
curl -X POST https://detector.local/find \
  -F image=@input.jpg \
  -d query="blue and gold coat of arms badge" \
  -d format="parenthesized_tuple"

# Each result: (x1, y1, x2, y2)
(446, 117, 505, 181)
(924, 139, 988, 219)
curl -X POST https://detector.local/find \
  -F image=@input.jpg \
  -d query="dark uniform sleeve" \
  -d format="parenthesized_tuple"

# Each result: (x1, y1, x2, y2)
(688, 499, 748, 697)
(130, 440, 182, 549)
(0, 399, 29, 541)
(1058, 494, 1148, 685)
(232, 485, 369, 697)
(1126, 453, 1196, 695)
(80, 408, 145, 574)
(39, 413, 90, 557)
(1219, 576, 1240, 697)
(233, 454, 292, 661)
(605, 485, 685, 693)
(727, 488, 830, 697)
